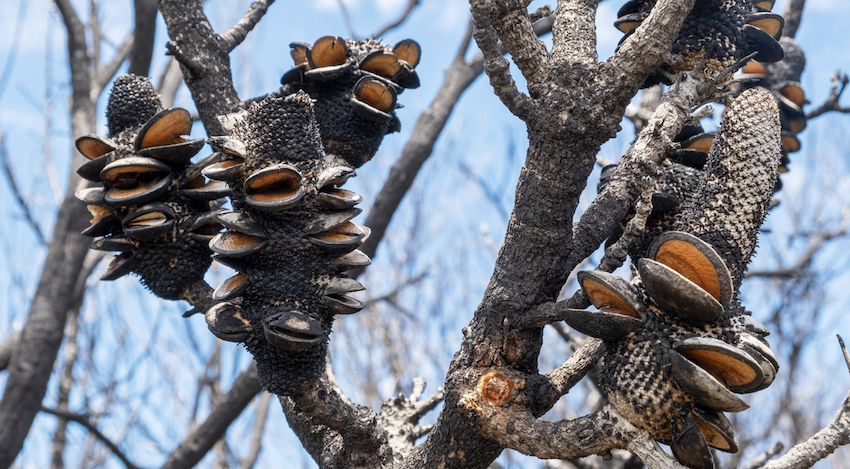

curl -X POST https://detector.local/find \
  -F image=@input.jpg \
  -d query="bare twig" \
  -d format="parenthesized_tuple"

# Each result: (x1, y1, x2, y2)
(0, 0, 27, 105)
(747, 214, 849, 278)
(373, 0, 420, 39)
(92, 32, 135, 99)
(760, 337, 850, 468)
(740, 443, 785, 469)
(806, 72, 850, 120)
(40, 406, 140, 469)
(0, 131, 46, 244)
(238, 392, 271, 469)
(334, 0, 358, 39)
(840, 335, 850, 375)
(161, 364, 263, 469)
(220, 0, 276, 52)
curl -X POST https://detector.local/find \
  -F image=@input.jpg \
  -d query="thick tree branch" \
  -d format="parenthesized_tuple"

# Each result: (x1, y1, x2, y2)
(40, 406, 140, 469)
(781, 0, 807, 39)
(220, 0, 276, 53)
(128, 0, 159, 76)
(470, 0, 535, 119)
(160, 0, 242, 135)
(552, 0, 599, 65)
(604, 0, 695, 91)
(161, 364, 263, 469)
(0, 331, 21, 372)
(0, 0, 97, 464)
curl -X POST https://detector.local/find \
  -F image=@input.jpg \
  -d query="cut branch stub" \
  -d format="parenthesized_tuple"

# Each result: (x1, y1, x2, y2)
(613, 0, 785, 86)
(74, 74, 223, 301)
(204, 92, 374, 395)
(281, 36, 420, 167)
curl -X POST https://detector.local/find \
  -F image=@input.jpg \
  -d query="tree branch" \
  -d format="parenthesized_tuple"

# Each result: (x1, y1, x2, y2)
(0, 130, 46, 244)
(604, 0, 695, 91)
(0, 331, 21, 372)
(373, 0, 420, 38)
(0, 0, 97, 463)
(40, 406, 140, 469)
(806, 72, 850, 120)
(781, 0, 807, 39)
(219, 0, 276, 53)
(470, 0, 535, 119)
(128, 0, 159, 76)
(92, 31, 135, 100)
(161, 363, 263, 469)
(760, 337, 850, 468)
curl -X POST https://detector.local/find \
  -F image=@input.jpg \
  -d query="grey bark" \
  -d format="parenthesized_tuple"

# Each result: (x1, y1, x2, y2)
(0, 1, 159, 464)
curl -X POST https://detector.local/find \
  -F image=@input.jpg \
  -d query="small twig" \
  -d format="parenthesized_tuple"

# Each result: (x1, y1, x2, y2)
(739, 442, 785, 469)
(92, 31, 135, 99)
(0, 0, 26, 105)
(806, 72, 850, 120)
(747, 216, 848, 278)
(373, 0, 420, 39)
(0, 131, 46, 244)
(238, 392, 271, 469)
(220, 0, 276, 52)
(541, 338, 607, 408)
(335, 0, 358, 39)
(839, 335, 850, 375)
(40, 406, 140, 469)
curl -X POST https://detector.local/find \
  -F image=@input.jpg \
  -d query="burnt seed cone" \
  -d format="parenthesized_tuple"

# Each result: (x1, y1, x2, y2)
(614, 0, 786, 86)
(280, 36, 420, 167)
(205, 92, 374, 395)
(74, 74, 224, 301)
(573, 89, 781, 469)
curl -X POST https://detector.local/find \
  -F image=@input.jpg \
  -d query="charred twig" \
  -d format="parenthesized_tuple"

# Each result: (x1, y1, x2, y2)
(806, 72, 850, 120)
(740, 443, 785, 469)
(220, 0, 276, 52)
(760, 337, 850, 468)
(373, 0, 420, 38)
(161, 364, 263, 469)
(334, 0, 358, 39)
(40, 406, 140, 469)
(0, 131, 46, 244)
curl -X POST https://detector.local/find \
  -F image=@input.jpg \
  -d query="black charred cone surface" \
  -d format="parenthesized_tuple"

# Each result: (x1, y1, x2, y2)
(280, 37, 420, 168)
(205, 93, 371, 395)
(75, 74, 222, 301)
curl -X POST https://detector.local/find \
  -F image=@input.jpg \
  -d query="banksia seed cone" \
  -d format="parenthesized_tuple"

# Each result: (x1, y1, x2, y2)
(203, 92, 371, 395)
(75, 74, 225, 300)
(565, 89, 782, 469)
(280, 36, 421, 168)
(616, 0, 785, 85)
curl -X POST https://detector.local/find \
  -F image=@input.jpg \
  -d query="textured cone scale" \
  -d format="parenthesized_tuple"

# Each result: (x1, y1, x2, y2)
(280, 36, 420, 167)
(205, 92, 374, 395)
(614, 0, 785, 86)
(575, 90, 782, 469)
(74, 74, 223, 301)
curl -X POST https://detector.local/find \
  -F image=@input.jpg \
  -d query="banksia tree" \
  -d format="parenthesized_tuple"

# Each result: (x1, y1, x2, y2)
(7, 0, 850, 468)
